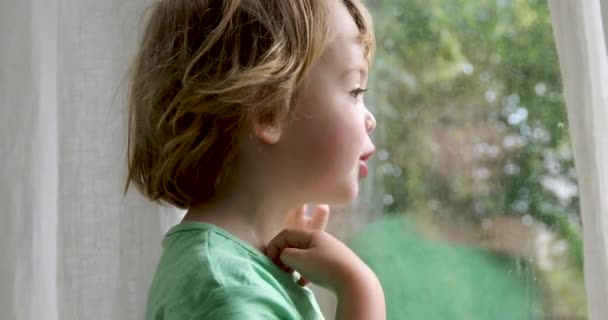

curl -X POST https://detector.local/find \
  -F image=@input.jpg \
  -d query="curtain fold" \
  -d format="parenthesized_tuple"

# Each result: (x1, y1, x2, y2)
(602, 0, 608, 49)
(548, 1, 608, 319)
(1, 1, 59, 319)
(1, 0, 182, 319)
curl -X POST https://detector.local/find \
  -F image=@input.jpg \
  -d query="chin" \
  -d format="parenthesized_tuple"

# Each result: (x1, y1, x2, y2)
(311, 172, 360, 204)
(329, 180, 359, 204)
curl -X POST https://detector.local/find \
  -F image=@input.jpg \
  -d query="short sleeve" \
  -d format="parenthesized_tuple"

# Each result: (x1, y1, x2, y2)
(193, 285, 302, 320)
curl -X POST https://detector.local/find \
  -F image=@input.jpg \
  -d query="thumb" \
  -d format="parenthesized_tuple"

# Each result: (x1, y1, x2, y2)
(280, 247, 307, 268)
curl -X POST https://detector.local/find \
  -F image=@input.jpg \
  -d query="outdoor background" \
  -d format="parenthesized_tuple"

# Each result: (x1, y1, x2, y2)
(3, 0, 607, 319)
(315, 1, 587, 319)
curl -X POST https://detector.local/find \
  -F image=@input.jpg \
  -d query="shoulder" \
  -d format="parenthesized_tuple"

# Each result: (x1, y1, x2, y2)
(190, 285, 303, 319)
(147, 224, 319, 320)
(150, 224, 285, 301)
(202, 228, 274, 286)
(159, 225, 266, 288)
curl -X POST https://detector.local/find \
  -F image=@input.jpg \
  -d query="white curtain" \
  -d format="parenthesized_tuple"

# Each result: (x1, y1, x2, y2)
(1, 0, 607, 319)
(0, 0, 183, 319)
(548, 0, 608, 319)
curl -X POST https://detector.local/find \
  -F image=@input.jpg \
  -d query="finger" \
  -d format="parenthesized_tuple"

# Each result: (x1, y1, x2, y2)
(303, 216, 312, 228)
(265, 229, 314, 262)
(283, 204, 307, 229)
(309, 204, 330, 230)
(279, 247, 308, 270)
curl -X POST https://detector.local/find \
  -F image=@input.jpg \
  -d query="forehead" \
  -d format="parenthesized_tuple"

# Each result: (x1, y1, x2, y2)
(321, 0, 368, 75)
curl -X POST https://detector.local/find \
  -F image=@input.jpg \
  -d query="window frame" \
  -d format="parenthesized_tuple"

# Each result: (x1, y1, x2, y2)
(548, 1, 608, 319)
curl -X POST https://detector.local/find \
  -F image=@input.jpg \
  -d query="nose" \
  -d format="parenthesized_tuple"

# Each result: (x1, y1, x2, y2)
(365, 108, 376, 134)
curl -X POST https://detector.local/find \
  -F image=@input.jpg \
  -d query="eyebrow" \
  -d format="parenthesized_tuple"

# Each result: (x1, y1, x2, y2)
(341, 66, 368, 79)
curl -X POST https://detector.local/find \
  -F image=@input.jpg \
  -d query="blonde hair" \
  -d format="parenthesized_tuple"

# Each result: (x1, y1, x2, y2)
(124, 0, 375, 209)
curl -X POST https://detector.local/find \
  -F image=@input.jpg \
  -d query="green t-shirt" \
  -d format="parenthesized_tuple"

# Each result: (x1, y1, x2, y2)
(145, 221, 326, 320)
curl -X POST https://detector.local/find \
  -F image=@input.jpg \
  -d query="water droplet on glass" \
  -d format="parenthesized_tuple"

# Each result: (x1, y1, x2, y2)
(392, 166, 402, 177)
(552, 240, 569, 255)
(507, 107, 528, 125)
(482, 218, 493, 230)
(503, 134, 528, 149)
(534, 82, 547, 96)
(541, 176, 579, 201)
(473, 167, 491, 180)
(487, 145, 500, 158)
(532, 127, 550, 143)
(504, 163, 520, 175)
(507, 93, 520, 106)
(383, 194, 395, 206)
(378, 149, 389, 161)
(461, 62, 474, 75)
(512, 200, 530, 213)
(428, 199, 441, 210)
(381, 163, 393, 175)
(522, 214, 534, 227)
(485, 90, 497, 103)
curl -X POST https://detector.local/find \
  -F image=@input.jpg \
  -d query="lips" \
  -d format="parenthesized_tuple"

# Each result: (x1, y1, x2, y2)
(358, 149, 375, 179)
(359, 160, 369, 178)
(360, 149, 376, 162)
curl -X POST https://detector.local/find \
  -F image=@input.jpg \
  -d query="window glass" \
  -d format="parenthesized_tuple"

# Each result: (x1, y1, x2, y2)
(318, 1, 587, 319)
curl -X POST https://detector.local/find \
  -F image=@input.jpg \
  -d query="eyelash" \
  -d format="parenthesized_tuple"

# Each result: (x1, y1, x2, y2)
(350, 88, 368, 99)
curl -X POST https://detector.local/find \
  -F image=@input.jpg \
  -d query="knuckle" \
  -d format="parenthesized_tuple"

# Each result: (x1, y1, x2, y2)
(279, 229, 293, 237)
(311, 230, 324, 238)
(281, 228, 296, 237)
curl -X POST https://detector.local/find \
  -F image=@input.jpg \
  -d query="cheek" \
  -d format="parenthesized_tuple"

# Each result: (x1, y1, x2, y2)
(295, 103, 363, 180)
(317, 120, 360, 168)
(308, 120, 362, 202)
(277, 83, 366, 201)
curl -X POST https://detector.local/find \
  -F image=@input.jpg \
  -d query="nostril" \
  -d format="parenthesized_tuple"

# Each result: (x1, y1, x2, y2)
(366, 115, 376, 133)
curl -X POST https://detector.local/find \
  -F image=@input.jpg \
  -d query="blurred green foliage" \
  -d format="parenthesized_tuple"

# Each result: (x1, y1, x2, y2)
(362, 0, 587, 317)
(366, 0, 581, 268)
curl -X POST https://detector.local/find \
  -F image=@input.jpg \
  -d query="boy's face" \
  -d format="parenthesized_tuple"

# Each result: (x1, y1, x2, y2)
(273, 0, 376, 204)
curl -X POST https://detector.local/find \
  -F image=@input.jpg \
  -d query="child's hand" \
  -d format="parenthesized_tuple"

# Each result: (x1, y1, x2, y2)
(276, 204, 330, 286)
(282, 204, 330, 231)
(265, 224, 370, 293)
(267, 206, 386, 320)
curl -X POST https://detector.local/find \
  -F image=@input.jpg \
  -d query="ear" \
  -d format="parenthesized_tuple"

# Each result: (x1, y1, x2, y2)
(252, 112, 282, 145)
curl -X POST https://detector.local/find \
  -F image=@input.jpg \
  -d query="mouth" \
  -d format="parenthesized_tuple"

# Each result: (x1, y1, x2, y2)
(358, 148, 376, 179)
(359, 149, 376, 162)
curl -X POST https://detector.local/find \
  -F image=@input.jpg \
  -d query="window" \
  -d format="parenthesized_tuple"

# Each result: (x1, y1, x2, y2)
(313, 1, 588, 319)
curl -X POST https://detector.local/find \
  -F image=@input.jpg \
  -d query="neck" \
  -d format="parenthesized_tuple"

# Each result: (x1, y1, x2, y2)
(183, 179, 295, 252)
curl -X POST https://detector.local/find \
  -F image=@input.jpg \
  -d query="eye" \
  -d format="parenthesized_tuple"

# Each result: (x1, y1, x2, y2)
(350, 88, 368, 99)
